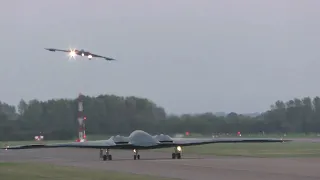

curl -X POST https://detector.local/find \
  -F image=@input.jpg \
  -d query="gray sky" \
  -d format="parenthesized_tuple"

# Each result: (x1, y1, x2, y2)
(1, 0, 320, 114)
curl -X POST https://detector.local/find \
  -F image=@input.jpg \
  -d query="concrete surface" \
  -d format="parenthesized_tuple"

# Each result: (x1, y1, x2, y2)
(1, 148, 320, 180)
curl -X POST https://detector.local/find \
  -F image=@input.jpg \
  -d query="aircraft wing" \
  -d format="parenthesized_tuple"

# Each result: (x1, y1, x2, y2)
(169, 137, 289, 147)
(45, 48, 71, 52)
(90, 53, 115, 61)
(2, 140, 134, 150)
(2, 137, 289, 150)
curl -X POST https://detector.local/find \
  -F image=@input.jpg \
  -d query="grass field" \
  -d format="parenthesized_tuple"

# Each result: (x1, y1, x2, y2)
(0, 162, 177, 180)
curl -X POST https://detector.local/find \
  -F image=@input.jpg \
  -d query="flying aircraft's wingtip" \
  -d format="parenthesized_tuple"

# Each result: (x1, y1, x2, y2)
(105, 58, 116, 61)
(44, 48, 55, 52)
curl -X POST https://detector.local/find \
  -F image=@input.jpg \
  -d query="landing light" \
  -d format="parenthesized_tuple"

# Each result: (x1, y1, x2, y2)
(68, 49, 76, 59)
(177, 146, 182, 152)
(88, 55, 92, 59)
(133, 149, 136, 153)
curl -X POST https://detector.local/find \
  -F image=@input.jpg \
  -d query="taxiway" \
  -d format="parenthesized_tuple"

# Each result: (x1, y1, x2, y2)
(1, 147, 320, 180)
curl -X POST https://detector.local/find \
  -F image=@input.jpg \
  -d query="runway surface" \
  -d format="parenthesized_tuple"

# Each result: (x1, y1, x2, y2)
(1, 147, 320, 180)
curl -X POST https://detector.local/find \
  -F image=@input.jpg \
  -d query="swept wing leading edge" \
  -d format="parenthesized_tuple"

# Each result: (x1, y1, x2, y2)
(90, 53, 115, 60)
(2, 137, 288, 150)
(44, 48, 70, 52)
(2, 140, 131, 150)
(171, 137, 287, 147)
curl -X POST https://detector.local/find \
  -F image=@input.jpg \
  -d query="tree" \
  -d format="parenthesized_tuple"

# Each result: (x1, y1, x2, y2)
(17, 99, 28, 115)
(1, 94, 320, 141)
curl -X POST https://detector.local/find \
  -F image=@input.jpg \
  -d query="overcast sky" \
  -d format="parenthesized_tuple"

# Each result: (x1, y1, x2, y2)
(1, 0, 319, 114)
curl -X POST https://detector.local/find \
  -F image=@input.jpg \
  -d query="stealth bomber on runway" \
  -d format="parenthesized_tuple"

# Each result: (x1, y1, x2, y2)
(3, 130, 289, 161)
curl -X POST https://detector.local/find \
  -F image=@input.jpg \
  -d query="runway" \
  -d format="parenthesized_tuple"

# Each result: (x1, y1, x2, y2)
(1, 148, 320, 180)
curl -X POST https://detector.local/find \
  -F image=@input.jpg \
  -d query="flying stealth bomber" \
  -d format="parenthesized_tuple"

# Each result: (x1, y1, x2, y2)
(45, 48, 115, 61)
(3, 130, 290, 161)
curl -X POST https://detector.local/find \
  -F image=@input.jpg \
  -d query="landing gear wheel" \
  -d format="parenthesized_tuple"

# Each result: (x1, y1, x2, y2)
(133, 149, 140, 160)
(103, 155, 107, 161)
(133, 154, 140, 160)
(176, 153, 181, 159)
(172, 153, 181, 159)
(172, 153, 176, 159)
(101, 149, 112, 161)
(172, 146, 182, 160)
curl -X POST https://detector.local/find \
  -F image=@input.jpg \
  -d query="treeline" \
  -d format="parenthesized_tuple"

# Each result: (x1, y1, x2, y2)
(0, 94, 320, 141)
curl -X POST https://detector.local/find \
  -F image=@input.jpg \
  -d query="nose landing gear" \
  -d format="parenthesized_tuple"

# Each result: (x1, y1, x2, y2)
(172, 146, 182, 159)
(133, 149, 140, 160)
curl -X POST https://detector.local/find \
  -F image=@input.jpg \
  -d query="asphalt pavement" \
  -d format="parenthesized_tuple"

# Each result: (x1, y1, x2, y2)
(1, 147, 320, 180)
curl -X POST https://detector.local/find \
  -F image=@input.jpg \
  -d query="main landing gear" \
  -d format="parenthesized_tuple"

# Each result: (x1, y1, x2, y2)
(133, 149, 140, 160)
(172, 146, 182, 159)
(100, 149, 112, 161)
(99, 146, 182, 161)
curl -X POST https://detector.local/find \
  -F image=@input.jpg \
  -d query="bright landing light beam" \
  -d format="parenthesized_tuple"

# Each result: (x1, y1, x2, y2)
(68, 49, 77, 60)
